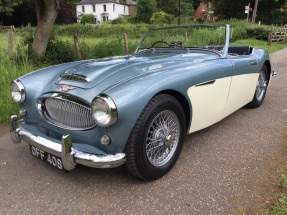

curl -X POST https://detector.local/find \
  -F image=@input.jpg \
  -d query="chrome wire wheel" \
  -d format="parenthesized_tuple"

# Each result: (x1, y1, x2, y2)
(145, 110, 180, 167)
(255, 71, 267, 101)
(126, 94, 185, 180)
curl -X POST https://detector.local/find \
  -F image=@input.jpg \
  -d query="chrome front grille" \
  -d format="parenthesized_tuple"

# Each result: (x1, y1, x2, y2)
(41, 96, 96, 130)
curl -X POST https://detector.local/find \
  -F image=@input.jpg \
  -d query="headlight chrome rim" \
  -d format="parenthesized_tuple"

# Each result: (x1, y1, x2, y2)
(92, 94, 118, 127)
(10, 80, 26, 103)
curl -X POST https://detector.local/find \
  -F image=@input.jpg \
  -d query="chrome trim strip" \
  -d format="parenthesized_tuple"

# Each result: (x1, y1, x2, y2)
(11, 116, 126, 169)
(195, 80, 216, 87)
(92, 94, 118, 127)
(11, 80, 26, 103)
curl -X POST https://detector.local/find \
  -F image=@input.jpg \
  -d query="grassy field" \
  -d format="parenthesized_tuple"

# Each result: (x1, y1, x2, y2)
(0, 49, 33, 124)
(0, 28, 286, 125)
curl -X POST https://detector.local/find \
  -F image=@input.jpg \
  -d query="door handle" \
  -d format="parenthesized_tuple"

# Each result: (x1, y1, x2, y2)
(251, 61, 258, 66)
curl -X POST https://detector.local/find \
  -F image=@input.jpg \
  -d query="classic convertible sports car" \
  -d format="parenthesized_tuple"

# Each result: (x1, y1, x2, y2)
(10, 24, 275, 180)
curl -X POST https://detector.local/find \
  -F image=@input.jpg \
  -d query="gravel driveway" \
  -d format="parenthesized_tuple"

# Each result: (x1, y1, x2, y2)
(0, 48, 287, 214)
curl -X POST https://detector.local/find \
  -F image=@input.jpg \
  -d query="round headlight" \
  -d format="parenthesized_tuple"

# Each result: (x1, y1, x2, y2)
(10, 80, 25, 103)
(92, 95, 117, 127)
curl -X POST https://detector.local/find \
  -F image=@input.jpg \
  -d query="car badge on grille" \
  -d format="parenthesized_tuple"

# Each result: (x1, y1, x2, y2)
(60, 85, 76, 92)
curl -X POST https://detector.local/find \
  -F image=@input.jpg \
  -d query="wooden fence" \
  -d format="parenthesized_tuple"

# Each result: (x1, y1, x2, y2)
(268, 25, 287, 46)
(0, 25, 15, 32)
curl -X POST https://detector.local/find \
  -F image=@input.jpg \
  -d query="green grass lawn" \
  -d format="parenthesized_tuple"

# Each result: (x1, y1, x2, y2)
(0, 31, 22, 50)
(231, 39, 287, 53)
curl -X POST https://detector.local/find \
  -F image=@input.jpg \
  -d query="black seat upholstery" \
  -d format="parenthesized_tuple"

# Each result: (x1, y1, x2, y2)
(228, 46, 250, 55)
(207, 45, 251, 55)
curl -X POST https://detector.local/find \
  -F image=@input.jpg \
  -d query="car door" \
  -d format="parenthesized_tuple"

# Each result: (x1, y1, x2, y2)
(187, 59, 234, 133)
(223, 56, 259, 117)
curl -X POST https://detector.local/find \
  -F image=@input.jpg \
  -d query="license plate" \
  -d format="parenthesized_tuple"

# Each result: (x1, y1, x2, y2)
(29, 145, 64, 170)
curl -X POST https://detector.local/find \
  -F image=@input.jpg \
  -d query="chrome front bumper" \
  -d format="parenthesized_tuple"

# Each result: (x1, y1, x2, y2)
(11, 115, 126, 170)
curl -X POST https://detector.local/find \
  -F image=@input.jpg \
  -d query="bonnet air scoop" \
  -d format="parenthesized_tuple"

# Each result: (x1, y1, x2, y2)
(61, 73, 90, 83)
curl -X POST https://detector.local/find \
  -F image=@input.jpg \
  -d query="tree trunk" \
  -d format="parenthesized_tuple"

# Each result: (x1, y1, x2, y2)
(32, 0, 60, 57)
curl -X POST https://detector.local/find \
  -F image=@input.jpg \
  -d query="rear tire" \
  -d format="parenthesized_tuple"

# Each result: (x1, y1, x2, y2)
(125, 94, 186, 180)
(246, 64, 268, 108)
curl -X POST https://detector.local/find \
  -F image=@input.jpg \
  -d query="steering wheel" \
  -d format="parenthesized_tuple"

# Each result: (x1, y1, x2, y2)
(151, 40, 169, 48)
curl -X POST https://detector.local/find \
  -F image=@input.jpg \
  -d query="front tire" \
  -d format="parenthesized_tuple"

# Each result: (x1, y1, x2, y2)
(125, 94, 186, 180)
(246, 64, 268, 108)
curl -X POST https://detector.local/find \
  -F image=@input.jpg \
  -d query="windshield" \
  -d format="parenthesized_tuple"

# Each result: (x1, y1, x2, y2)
(135, 25, 228, 55)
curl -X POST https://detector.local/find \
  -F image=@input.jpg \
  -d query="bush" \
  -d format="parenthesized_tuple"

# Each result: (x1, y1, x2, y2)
(53, 23, 149, 38)
(126, 16, 138, 24)
(112, 17, 129, 24)
(80, 14, 95, 25)
(91, 39, 125, 58)
(218, 19, 272, 42)
(19, 33, 77, 65)
(150, 11, 173, 24)
(43, 39, 77, 64)
(17, 19, 277, 66)
(246, 26, 271, 41)
(231, 25, 248, 42)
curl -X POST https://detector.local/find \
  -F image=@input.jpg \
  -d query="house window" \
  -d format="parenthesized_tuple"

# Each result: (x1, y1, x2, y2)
(82, 6, 85, 13)
(103, 16, 109, 22)
(113, 4, 115, 12)
(93, 5, 96, 13)
(103, 4, 106, 12)
(202, 3, 206, 12)
(124, 6, 126, 14)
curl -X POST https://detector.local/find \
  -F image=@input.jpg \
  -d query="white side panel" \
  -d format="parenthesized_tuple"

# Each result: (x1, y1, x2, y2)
(188, 77, 231, 133)
(223, 73, 259, 117)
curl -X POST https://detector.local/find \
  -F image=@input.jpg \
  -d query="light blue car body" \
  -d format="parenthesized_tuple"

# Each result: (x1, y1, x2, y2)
(11, 24, 272, 170)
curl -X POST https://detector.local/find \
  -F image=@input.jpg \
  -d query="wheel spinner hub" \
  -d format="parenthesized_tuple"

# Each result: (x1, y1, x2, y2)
(154, 127, 173, 148)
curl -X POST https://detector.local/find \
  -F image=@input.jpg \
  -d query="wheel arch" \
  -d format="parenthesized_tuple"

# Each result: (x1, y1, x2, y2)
(263, 60, 271, 84)
(156, 90, 191, 133)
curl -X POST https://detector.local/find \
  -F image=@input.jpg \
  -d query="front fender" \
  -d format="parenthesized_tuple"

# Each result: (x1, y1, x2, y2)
(102, 70, 193, 153)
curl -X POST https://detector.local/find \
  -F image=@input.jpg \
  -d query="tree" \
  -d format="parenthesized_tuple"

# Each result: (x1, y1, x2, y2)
(0, 0, 23, 15)
(32, 0, 60, 56)
(209, 0, 287, 21)
(55, 0, 76, 24)
(32, 0, 78, 57)
(150, 11, 173, 24)
(157, 0, 178, 16)
(256, 0, 287, 24)
(209, 0, 247, 19)
(157, 0, 194, 18)
(180, 1, 195, 22)
(80, 14, 95, 24)
(0, 0, 76, 26)
(0, 1, 37, 26)
(135, 0, 157, 23)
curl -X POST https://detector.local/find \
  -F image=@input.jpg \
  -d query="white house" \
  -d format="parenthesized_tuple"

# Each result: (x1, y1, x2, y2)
(76, 0, 137, 23)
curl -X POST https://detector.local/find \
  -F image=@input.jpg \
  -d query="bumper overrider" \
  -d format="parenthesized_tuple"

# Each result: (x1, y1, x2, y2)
(10, 115, 126, 170)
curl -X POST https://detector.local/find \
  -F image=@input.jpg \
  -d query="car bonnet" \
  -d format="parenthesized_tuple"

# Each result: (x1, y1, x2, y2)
(54, 52, 216, 90)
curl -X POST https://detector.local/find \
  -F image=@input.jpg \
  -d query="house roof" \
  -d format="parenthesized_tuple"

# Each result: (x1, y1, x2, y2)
(77, 0, 128, 5)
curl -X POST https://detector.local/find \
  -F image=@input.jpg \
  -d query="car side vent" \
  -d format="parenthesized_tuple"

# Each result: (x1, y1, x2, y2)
(61, 73, 89, 82)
